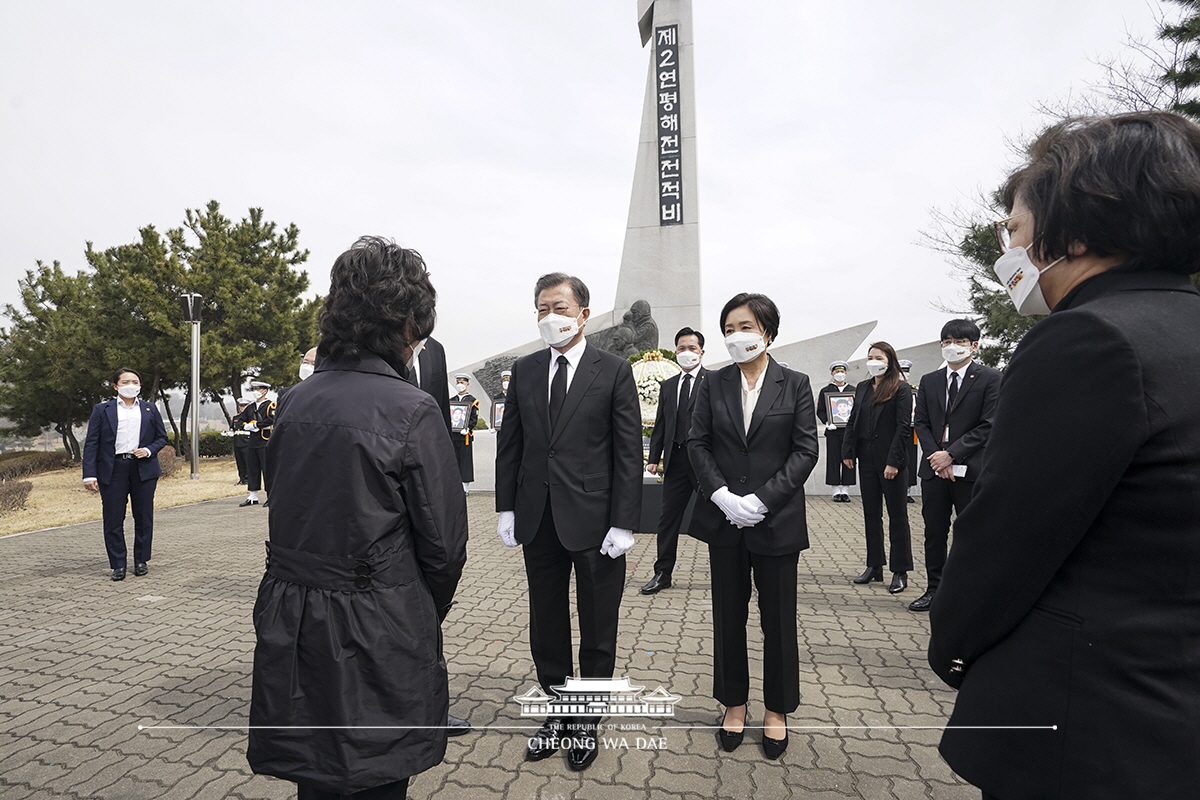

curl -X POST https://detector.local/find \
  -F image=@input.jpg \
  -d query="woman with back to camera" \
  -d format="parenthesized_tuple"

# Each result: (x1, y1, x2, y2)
(247, 236, 468, 800)
(688, 292, 819, 760)
(929, 112, 1200, 799)
(841, 341, 913, 593)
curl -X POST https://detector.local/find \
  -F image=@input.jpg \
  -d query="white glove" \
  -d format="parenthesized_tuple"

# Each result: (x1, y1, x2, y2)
(712, 486, 763, 528)
(740, 493, 768, 519)
(497, 511, 518, 547)
(244, 422, 259, 432)
(600, 527, 634, 558)
(825, 424, 837, 431)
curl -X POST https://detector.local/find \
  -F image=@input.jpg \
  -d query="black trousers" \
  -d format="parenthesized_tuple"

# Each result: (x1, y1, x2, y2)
(101, 458, 158, 569)
(920, 476, 975, 591)
(523, 500, 625, 695)
(708, 539, 800, 715)
(858, 457, 913, 572)
(296, 779, 408, 800)
(244, 446, 270, 492)
(653, 443, 696, 576)
(453, 438, 474, 482)
(823, 428, 856, 486)
(233, 440, 249, 481)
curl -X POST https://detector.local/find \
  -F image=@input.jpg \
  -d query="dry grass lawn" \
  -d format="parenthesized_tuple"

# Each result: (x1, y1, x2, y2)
(0, 458, 249, 537)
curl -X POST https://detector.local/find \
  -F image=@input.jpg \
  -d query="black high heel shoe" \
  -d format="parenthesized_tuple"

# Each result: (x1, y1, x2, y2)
(888, 572, 908, 594)
(716, 705, 747, 752)
(762, 716, 788, 760)
(852, 567, 883, 584)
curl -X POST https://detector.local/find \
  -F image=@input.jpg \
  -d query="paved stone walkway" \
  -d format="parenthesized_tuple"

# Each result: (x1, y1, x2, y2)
(0, 492, 976, 799)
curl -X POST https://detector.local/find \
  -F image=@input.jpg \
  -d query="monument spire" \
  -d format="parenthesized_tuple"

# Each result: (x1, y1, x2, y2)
(614, 0, 701, 348)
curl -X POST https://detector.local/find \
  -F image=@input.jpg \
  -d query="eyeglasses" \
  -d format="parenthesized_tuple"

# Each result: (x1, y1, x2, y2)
(991, 211, 1030, 254)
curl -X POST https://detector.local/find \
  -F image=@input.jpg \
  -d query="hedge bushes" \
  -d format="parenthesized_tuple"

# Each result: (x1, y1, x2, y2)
(197, 431, 234, 457)
(0, 452, 71, 481)
(0, 481, 32, 515)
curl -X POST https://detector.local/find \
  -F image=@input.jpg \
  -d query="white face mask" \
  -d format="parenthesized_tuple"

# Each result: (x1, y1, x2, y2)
(501, 380, 509, 391)
(993, 246, 1066, 316)
(538, 313, 582, 348)
(832, 371, 846, 383)
(942, 343, 972, 365)
(865, 359, 888, 377)
(724, 332, 766, 364)
(455, 382, 467, 393)
(117, 384, 141, 399)
(298, 363, 314, 380)
(676, 351, 701, 370)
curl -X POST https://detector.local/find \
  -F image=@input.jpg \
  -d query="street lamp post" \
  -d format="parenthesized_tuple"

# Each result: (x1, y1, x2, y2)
(180, 293, 202, 480)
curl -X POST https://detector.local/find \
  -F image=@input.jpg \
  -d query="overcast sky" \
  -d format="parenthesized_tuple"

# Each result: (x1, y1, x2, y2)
(0, 0, 1175, 375)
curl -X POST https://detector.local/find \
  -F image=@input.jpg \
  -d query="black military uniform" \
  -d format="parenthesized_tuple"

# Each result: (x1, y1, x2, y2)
(237, 382, 275, 507)
(899, 360, 918, 501)
(451, 373, 479, 489)
(816, 361, 856, 502)
(490, 369, 510, 430)
(231, 399, 252, 485)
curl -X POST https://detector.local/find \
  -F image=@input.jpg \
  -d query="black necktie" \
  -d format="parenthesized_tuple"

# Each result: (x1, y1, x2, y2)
(675, 373, 693, 445)
(948, 371, 960, 409)
(549, 355, 568, 429)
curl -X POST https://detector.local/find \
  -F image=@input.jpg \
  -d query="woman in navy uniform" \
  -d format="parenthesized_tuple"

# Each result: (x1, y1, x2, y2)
(815, 360, 856, 502)
(237, 381, 275, 507)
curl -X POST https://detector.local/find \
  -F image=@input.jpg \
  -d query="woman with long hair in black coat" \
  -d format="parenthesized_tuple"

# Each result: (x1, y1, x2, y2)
(841, 341, 913, 594)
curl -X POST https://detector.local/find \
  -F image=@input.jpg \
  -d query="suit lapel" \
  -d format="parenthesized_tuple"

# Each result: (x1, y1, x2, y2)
(935, 369, 948, 413)
(721, 367, 746, 443)
(550, 345, 601, 444)
(105, 399, 118, 432)
(746, 359, 783, 441)
(528, 349, 551, 443)
(948, 363, 982, 415)
(661, 373, 680, 442)
(867, 382, 886, 432)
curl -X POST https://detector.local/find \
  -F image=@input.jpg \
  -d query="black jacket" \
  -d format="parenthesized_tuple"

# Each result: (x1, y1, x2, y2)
(912, 361, 1001, 481)
(687, 358, 819, 555)
(840, 379, 913, 470)
(929, 271, 1200, 798)
(248, 351, 468, 794)
(647, 366, 708, 473)
(495, 343, 643, 549)
(417, 337, 453, 437)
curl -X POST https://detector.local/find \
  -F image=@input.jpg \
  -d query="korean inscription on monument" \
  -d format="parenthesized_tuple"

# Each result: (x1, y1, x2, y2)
(656, 24, 683, 226)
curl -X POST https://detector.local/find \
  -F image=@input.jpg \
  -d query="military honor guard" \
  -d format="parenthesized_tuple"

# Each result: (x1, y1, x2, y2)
(451, 374, 480, 494)
(231, 396, 252, 485)
(237, 381, 275, 507)
(491, 369, 510, 430)
(816, 361, 856, 502)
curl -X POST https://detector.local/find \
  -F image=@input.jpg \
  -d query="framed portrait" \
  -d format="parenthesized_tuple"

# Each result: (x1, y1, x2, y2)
(450, 402, 470, 433)
(826, 392, 855, 428)
(491, 400, 505, 430)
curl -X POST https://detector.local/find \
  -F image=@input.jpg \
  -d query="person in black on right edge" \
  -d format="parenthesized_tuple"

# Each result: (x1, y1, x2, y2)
(841, 341, 913, 594)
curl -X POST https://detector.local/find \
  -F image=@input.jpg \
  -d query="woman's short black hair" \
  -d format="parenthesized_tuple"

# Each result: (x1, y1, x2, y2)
(111, 367, 142, 386)
(1002, 111, 1200, 275)
(940, 319, 981, 342)
(719, 293, 780, 342)
(318, 236, 437, 373)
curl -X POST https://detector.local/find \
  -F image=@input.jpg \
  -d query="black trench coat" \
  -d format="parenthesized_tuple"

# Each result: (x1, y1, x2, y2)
(247, 351, 468, 795)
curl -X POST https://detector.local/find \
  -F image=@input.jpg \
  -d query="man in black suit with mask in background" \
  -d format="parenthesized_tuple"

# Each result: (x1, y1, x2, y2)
(908, 319, 1001, 612)
(495, 272, 643, 772)
(641, 326, 707, 595)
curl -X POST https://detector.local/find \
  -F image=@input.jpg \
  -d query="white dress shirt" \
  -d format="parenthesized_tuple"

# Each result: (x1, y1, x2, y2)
(942, 361, 971, 443)
(547, 338, 587, 403)
(114, 399, 141, 455)
(676, 366, 699, 407)
(740, 369, 763, 435)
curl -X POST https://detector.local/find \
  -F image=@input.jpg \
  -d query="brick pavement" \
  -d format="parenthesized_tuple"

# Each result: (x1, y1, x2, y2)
(0, 492, 976, 799)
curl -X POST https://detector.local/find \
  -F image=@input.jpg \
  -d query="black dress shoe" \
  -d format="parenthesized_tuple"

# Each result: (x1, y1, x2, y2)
(446, 714, 470, 737)
(133, 562, 148, 577)
(239, 498, 259, 507)
(566, 722, 598, 771)
(888, 572, 908, 594)
(111, 567, 126, 581)
(525, 717, 567, 762)
(639, 572, 671, 595)
(762, 732, 789, 760)
(852, 567, 883, 584)
(908, 589, 934, 611)
(263, 499, 270, 507)
(907, 495, 915, 503)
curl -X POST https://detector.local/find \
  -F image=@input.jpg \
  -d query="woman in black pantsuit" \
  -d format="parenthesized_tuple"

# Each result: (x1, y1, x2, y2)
(841, 341, 913, 594)
(689, 293, 819, 761)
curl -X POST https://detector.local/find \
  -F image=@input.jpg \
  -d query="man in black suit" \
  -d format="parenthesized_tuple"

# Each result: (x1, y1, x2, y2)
(640, 326, 707, 595)
(495, 272, 643, 771)
(82, 367, 169, 581)
(908, 319, 1001, 612)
